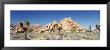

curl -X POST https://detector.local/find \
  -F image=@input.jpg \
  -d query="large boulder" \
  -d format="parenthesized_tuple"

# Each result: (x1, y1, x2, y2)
(60, 17, 85, 33)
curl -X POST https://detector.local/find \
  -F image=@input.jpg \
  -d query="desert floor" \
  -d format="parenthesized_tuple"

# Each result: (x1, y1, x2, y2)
(10, 31, 100, 40)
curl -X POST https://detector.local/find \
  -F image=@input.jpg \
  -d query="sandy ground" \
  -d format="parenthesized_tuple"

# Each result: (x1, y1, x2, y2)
(10, 31, 100, 40)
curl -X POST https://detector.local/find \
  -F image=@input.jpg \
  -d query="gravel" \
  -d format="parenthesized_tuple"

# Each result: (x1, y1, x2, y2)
(10, 31, 100, 40)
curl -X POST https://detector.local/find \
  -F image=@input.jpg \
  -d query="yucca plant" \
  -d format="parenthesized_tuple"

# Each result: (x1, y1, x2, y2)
(26, 21, 30, 27)
(24, 21, 30, 40)
(25, 21, 31, 32)
(89, 26, 91, 33)
(96, 24, 100, 31)
(55, 24, 62, 33)
(71, 28, 76, 33)
(19, 21, 23, 28)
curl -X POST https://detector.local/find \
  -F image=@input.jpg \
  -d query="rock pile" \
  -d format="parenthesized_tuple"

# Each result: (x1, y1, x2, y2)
(38, 17, 86, 33)
(60, 17, 86, 33)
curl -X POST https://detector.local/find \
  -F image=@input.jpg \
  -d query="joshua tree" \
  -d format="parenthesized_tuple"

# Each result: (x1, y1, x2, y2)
(55, 24, 62, 33)
(19, 21, 23, 28)
(26, 21, 32, 32)
(24, 21, 30, 40)
(17, 21, 24, 33)
(89, 26, 92, 33)
(26, 21, 30, 27)
(96, 24, 100, 31)
(71, 28, 76, 33)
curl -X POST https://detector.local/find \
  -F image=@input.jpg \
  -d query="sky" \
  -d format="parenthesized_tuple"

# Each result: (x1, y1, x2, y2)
(11, 10, 100, 29)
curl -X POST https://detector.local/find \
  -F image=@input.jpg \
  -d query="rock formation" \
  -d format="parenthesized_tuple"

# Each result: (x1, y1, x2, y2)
(38, 17, 86, 33)
(60, 17, 85, 33)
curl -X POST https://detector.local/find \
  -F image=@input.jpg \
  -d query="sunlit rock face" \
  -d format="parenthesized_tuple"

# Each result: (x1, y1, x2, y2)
(60, 17, 73, 31)
(31, 24, 42, 32)
(39, 21, 59, 33)
(51, 21, 58, 25)
(37, 17, 86, 33)
(60, 17, 85, 33)
(36, 17, 86, 33)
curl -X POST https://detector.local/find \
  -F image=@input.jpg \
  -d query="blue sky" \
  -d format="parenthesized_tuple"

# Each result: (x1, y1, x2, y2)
(11, 10, 100, 29)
